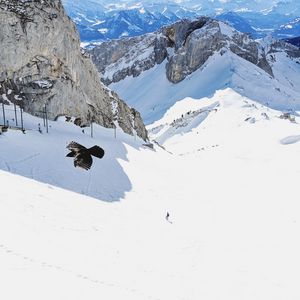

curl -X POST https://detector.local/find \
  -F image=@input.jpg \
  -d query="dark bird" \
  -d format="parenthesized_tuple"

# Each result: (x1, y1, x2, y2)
(66, 141, 105, 170)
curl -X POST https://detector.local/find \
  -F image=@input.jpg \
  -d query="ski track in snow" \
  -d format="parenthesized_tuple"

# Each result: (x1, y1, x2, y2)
(0, 243, 160, 300)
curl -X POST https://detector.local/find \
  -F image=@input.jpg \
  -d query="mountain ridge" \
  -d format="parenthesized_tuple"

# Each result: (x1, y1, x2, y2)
(89, 17, 277, 86)
(87, 18, 300, 124)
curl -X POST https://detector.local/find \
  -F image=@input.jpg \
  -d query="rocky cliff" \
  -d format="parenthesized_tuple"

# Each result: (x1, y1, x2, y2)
(0, 0, 148, 140)
(266, 38, 300, 57)
(89, 17, 299, 85)
(89, 33, 170, 86)
(164, 18, 273, 83)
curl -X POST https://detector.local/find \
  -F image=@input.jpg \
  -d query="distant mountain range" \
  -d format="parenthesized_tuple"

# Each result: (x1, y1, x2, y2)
(62, 0, 300, 42)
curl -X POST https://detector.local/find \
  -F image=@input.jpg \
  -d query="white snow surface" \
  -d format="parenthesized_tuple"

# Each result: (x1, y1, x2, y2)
(1, 87, 300, 299)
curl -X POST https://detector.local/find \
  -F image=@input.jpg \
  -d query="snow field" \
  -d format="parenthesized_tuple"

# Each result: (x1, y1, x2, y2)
(1, 87, 300, 299)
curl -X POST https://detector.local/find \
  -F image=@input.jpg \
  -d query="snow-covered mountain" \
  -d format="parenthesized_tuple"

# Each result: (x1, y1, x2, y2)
(89, 18, 273, 85)
(215, 12, 258, 38)
(274, 17, 300, 39)
(63, 0, 199, 41)
(85, 8, 171, 40)
(88, 18, 300, 124)
(62, 0, 300, 42)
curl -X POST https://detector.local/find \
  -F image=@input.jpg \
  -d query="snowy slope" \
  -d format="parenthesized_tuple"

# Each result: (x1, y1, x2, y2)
(110, 51, 232, 124)
(148, 87, 300, 154)
(2, 88, 300, 299)
(111, 50, 300, 124)
(0, 110, 146, 202)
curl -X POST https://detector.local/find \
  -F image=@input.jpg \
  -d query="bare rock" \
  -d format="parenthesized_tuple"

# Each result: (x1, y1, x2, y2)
(0, 0, 148, 140)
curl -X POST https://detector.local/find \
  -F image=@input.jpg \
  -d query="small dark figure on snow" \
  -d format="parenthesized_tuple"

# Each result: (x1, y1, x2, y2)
(66, 141, 105, 170)
(165, 212, 172, 224)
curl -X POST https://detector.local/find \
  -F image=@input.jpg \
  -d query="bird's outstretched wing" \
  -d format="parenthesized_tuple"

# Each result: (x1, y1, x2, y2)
(74, 153, 93, 170)
(88, 145, 105, 159)
(66, 141, 86, 151)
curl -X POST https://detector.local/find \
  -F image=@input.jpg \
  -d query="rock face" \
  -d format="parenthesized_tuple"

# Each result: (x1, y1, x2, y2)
(285, 37, 300, 48)
(89, 33, 171, 86)
(165, 19, 274, 83)
(0, 0, 148, 140)
(89, 17, 276, 84)
(266, 39, 300, 58)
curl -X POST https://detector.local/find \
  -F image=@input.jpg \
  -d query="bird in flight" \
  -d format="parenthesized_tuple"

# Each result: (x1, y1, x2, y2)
(66, 141, 105, 170)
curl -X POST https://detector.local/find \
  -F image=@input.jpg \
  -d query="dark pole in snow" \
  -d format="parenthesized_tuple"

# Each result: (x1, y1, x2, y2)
(20, 107, 24, 132)
(14, 103, 18, 127)
(91, 120, 93, 138)
(45, 105, 49, 133)
(2, 103, 6, 126)
(43, 106, 46, 127)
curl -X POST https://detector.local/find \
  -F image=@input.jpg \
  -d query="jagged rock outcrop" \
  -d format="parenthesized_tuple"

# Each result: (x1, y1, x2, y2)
(0, 0, 148, 140)
(285, 37, 300, 48)
(89, 17, 275, 84)
(89, 33, 170, 86)
(266, 38, 300, 58)
(165, 19, 274, 83)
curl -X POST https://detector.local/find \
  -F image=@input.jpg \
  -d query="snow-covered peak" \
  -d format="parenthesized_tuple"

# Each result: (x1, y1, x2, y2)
(110, 42, 300, 125)
(218, 20, 238, 38)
